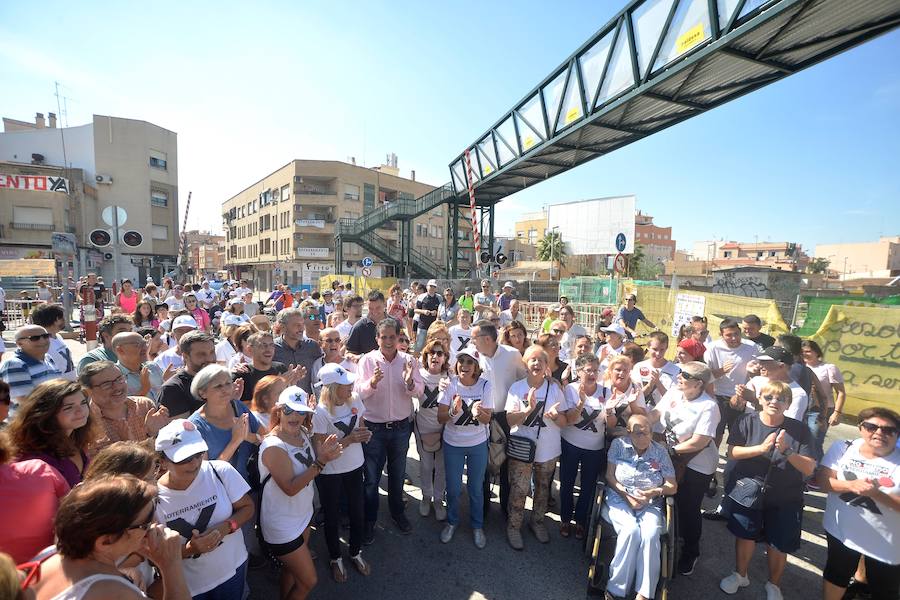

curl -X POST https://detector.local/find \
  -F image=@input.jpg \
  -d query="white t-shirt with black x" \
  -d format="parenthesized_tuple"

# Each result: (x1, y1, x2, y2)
(155, 460, 250, 596)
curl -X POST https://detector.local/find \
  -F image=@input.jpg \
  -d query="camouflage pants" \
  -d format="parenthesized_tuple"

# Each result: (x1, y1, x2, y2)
(508, 457, 556, 529)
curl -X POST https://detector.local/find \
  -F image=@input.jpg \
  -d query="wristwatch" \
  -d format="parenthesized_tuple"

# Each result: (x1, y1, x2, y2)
(781, 447, 794, 458)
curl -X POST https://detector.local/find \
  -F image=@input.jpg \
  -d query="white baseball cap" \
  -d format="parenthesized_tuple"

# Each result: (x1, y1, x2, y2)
(600, 323, 628, 337)
(172, 315, 199, 330)
(318, 363, 357, 386)
(276, 386, 314, 414)
(221, 313, 244, 327)
(503, 281, 514, 289)
(155, 419, 208, 463)
(227, 297, 245, 307)
(427, 279, 438, 288)
(457, 347, 480, 361)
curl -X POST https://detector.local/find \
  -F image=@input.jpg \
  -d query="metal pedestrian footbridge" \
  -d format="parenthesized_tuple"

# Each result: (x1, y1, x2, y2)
(336, 0, 900, 278)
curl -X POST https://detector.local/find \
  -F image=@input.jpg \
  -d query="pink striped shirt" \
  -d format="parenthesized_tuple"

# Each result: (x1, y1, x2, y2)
(355, 349, 424, 423)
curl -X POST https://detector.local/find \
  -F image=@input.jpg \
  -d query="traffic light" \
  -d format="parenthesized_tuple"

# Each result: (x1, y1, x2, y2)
(89, 229, 112, 247)
(122, 231, 143, 247)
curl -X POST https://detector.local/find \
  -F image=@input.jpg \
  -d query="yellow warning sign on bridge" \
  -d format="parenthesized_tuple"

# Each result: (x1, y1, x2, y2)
(676, 23, 705, 55)
(565, 107, 581, 125)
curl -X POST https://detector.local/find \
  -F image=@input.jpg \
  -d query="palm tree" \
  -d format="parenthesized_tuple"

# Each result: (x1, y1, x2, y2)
(537, 230, 566, 278)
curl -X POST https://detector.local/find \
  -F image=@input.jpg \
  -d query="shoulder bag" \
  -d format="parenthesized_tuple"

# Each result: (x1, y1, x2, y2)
(727, 432, 781, 510)
(506, 380, 549, 464)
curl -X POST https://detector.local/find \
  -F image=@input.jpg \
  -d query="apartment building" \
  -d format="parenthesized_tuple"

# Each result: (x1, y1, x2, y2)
(815, 237, 900, 280)
(184, 230, 226, 279)
(0, 112, 179, 283)
(635, 210, 676, 265)
(222, 159, 468, 290)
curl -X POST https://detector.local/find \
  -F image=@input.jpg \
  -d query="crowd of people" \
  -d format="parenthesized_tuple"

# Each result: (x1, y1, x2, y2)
(0, 275, 897, 600)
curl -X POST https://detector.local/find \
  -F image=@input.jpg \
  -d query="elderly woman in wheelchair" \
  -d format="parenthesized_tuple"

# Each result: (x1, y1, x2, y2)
(602, 414, 678, 600)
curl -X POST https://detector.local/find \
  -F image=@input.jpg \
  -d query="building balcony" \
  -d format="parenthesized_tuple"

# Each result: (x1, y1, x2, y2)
(11, 222, 54, 231)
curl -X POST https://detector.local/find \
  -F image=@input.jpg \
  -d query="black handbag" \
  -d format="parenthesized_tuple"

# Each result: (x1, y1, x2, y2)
(506, 380, 549, 464)
(727, 436, 779, 510)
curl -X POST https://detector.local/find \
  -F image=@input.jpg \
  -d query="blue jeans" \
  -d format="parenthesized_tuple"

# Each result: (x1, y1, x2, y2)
(363, 419, 411, 523)
(193, 560, 247, 600)
(807, 410, 831, 461)
(443, 440, 488, 528)
(559, 438, 606, 526)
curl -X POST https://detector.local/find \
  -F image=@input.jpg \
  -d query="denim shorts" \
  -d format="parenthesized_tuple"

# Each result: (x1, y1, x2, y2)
(724, 498, 803, 553)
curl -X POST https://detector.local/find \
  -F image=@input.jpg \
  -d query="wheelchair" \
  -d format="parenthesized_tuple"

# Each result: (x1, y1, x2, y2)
(585, 481, 678, 599)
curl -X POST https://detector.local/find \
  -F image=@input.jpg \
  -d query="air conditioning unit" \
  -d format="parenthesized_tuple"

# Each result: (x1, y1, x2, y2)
(95, 174, 113, 184)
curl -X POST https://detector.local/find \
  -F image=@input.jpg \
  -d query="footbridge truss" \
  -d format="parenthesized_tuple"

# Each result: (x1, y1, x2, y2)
(337, 0, 900, 278)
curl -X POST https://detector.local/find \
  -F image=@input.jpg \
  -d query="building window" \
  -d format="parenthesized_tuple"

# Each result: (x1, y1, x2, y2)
(281, 185, 290, 202)
(769, 251, 777, 257)
(151, 190, 168, 207)
(724, 251, 732, 258)
(364, 184, 375, 212)
(152, 225, 169, 240)
(149, 150, 167, 170)
(345, 184, 360, 201)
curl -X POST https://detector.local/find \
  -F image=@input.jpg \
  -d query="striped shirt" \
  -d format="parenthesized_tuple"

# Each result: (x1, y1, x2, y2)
(0, 349, 61, 416)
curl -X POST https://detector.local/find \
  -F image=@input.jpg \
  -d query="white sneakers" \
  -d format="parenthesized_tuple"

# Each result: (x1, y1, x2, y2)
(720, 573, 782, 599)
(419, 497, 431, 517)
(765, 582, 784, 600)
(720, 572, 750, 594)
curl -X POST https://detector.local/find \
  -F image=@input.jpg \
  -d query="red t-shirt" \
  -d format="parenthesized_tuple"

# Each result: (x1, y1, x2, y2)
(0, 459, 70, 563)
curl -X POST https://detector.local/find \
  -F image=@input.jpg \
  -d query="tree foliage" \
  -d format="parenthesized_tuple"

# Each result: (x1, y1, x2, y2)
(537, 230, 567, 268)
(807, 257, 830, 274)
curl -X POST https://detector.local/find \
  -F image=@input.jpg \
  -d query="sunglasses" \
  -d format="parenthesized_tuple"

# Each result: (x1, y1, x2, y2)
(18, 333, 51, 342)
(457, 357, 477, 365)
(172, 451, 204, 466)
(679, 371, 702, 381)
(281, 404, 309, 415)
(629, 428, 650, 436)
(761, 394, 788, 405)
(859, 421, 899, 436)
(429, 350, 446, 357)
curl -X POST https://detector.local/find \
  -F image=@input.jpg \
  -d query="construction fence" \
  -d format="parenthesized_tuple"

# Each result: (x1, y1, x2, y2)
(809, 304, 900, 416)
(795, 294, 900, 337)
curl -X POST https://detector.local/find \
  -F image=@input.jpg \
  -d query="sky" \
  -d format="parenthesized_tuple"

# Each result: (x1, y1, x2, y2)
(2, 0, 899, 257)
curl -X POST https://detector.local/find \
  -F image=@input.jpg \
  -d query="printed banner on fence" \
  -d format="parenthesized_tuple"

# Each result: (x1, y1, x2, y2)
(810, 304, 900, 416)
(672, 293, 706, 338)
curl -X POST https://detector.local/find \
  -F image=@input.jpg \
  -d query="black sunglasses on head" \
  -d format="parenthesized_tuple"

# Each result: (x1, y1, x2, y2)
(680, 371, 702, 381)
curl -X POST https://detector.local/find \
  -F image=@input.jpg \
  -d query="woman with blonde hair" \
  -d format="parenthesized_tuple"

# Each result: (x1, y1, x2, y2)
(415, 340, 450, 521)
(426, 320, 452, 355)
(602, 354, 647, 439)
(719, 380, 815, 599)
(261, 387, 342, 594)
(311, 365, 372, 582)
(504, 345, 574, 550)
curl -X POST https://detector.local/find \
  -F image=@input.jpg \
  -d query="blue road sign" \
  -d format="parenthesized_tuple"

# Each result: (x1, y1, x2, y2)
(361, 256, 374, 268)
(615, 233, 627, 252)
